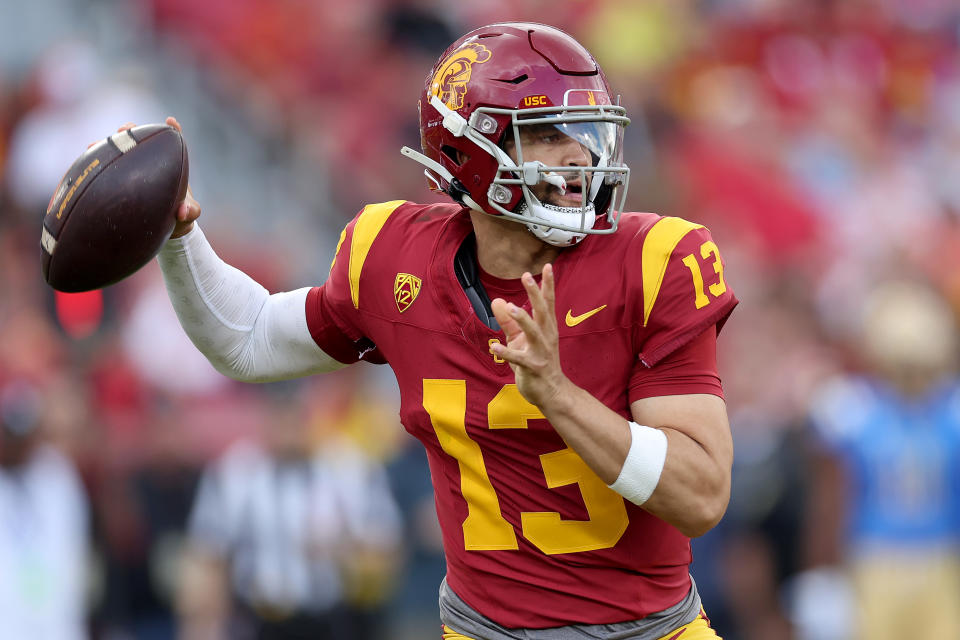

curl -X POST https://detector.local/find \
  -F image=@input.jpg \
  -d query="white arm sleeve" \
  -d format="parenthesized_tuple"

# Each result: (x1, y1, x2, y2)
(157, 225, 346, 382)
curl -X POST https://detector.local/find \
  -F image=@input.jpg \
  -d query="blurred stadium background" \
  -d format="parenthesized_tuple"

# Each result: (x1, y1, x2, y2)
(1, 1, 959, 639)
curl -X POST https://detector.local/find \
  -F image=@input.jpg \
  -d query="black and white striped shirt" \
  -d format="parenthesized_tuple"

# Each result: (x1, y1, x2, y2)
(188, 438, 401, 613)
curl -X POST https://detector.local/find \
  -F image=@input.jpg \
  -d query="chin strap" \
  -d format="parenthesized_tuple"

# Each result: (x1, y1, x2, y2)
(523, 205, 596, 246)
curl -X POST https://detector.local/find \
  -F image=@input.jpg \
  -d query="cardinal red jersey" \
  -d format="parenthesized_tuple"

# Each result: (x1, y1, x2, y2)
(305, 201, 737, 628)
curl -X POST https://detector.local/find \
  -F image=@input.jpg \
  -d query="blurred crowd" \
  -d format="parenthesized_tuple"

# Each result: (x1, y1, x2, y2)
(1, 1, 959, 639)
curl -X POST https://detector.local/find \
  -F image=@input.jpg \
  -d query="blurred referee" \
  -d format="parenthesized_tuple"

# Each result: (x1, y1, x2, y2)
(177, 383, 401, 640)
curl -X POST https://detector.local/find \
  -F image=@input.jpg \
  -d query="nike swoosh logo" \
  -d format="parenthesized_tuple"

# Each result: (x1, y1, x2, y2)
(666, 630, 686, 640)
(565, 304, 607, 327)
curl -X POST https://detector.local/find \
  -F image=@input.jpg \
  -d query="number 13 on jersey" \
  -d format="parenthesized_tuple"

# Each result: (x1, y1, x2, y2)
(423, 379, 629, 555)
(682, 240, 727, 310)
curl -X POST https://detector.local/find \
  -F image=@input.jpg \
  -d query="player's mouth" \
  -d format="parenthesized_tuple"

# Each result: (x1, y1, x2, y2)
(547, 180, 587, 208)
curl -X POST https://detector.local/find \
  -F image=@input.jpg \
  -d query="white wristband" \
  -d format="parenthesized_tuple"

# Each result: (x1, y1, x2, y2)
(608, 422, 667, 505)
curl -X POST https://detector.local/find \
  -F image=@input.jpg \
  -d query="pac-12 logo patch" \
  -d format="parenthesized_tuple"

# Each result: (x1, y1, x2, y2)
(432, 42, 491, 110)
(394, 273, 422, 313)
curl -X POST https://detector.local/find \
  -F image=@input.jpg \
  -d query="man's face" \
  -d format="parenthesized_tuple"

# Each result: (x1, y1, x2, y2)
(264, 402, 312, 461)
(503, 124, 592, 208)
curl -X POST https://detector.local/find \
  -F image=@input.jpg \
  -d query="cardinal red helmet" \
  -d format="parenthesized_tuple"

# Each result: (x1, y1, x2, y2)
(401, 22, 630, 246)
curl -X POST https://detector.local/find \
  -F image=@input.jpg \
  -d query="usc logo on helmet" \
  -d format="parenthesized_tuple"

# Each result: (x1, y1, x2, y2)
(432, 43, 492, 110)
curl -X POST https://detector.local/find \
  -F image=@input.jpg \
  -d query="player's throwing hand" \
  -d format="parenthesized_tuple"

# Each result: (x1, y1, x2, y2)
(162, 117, 202, 238)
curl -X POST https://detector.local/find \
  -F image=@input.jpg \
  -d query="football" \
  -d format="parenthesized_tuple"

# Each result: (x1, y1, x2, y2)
(41, 123, 189, 292)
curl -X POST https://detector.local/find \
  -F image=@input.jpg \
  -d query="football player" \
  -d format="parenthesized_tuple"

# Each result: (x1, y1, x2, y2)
(155, 22, 737, 640)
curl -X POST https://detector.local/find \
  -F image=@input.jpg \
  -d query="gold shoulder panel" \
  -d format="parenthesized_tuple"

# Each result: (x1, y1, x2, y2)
(328, 227, 348, 274)
(641, 216, 703, 326)
(348, 200, 406, 308)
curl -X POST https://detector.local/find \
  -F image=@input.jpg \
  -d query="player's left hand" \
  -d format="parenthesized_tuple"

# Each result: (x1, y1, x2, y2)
(490, 264, 569, 408)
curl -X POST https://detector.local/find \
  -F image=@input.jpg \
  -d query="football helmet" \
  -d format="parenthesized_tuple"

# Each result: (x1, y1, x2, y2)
(401, 22, 630, 246)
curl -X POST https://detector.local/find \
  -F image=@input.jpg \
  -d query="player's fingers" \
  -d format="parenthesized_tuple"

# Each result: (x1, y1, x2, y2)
(178, 198, 200, 221)
(164, 118, 193, 213)
(521, 272, 546, 317)
(541, 264, 556, 319)
(488, 339, 534, 369)
(176, 181, 200, 218)
(492, 298, 524, 342)
(175, 189, 200, 219)
(171, 196, 199, 238)
(503, 302, 549, 351)
(522, 270, 557, 339)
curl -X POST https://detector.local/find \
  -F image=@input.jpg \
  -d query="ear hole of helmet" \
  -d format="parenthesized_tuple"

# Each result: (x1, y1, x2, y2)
(441, 145, 465, 165)
(439, 146, 475, 205)
(500, 127, 515, 154)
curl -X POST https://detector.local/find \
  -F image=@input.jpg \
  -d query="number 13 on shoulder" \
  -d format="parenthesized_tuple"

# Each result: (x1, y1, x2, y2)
(422, 380, 629, 555)
(682, 240, 727, 309)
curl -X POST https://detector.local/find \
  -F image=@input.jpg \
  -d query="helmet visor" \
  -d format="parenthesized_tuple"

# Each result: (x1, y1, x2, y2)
(551, 120, 623, 167)
(510, 113, 627, 188)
